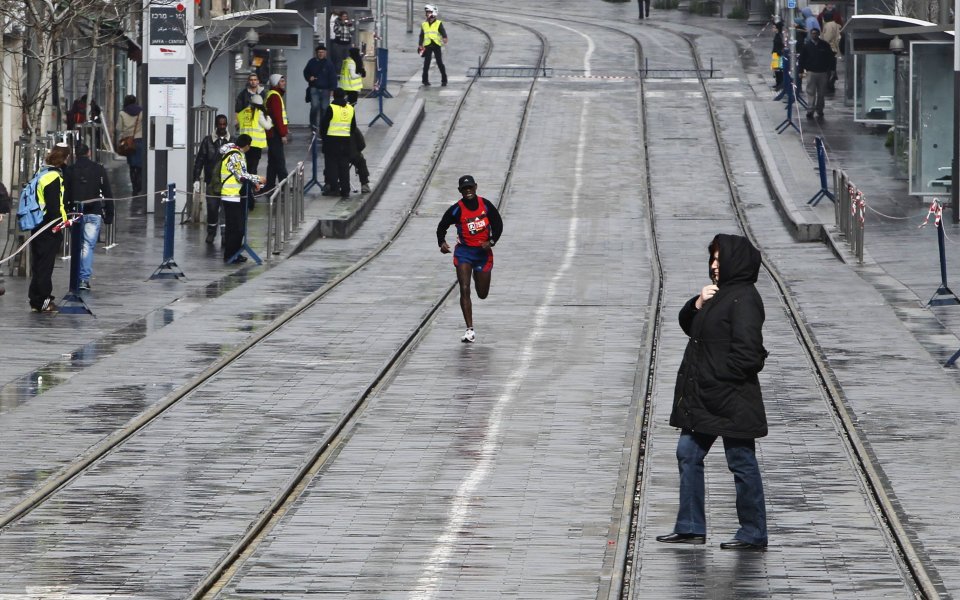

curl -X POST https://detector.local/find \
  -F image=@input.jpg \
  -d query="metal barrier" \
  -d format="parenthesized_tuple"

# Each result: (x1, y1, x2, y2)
(265, 161, 306, 257)
(834, 169, 865, 264)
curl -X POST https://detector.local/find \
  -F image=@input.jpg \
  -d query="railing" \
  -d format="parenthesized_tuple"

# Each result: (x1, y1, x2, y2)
(265, 161, 306, 257)
(834, 169, 865, 264)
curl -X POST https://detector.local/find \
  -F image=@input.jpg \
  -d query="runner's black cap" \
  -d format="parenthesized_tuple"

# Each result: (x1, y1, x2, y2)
(458, 175, 476, 189)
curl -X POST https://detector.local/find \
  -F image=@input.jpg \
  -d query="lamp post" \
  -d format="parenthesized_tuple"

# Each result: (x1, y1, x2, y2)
(890, 35, 908, 161)
(245, 27, 259, 73)
(952, 0, 959, 223)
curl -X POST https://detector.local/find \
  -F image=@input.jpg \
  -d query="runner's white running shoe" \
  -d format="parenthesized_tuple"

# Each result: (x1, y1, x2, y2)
(461, 328, 476, 343)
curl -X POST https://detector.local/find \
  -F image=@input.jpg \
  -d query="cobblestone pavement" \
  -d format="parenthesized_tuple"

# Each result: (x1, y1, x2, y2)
(0, 1, 957, 598)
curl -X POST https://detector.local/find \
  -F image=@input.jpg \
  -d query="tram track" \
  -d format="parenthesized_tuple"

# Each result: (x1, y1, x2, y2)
(0, 13, 552, 600)
(628, 21, 936, 600)
(192, 16, 551, 599)
(447, 2, 938, 597)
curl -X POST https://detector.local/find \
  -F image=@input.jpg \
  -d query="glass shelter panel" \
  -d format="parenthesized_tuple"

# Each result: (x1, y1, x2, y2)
(909, 42, 953, 196)
(854, 54, 895, 123)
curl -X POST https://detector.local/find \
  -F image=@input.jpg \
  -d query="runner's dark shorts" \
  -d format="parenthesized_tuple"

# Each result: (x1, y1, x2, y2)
(453, 244, 493, 273)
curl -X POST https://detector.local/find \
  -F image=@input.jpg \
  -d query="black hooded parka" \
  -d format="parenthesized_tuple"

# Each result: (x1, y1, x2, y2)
(670, 234, 769, 439)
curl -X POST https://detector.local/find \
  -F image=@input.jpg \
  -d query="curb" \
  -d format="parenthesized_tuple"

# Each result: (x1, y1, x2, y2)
(289, 98, 426, 255)
(743, 100, 825, 243)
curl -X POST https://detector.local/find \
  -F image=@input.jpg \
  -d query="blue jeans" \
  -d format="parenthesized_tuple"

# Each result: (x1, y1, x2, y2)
(79, 214, 102, 282)
(674, 429, 767, 544)
(309, 87, 331, 130)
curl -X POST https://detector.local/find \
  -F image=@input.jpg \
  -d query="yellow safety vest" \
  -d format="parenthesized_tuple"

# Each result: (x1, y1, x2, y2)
(327, 104, 354, 137)
(339, 58, 363, 92)
(264, 89, 288, 125)
(37, 169, 67, 223)
(219, 150, 244, 197)
(236, 107, 267, 148)
(422, 20, 443, 46)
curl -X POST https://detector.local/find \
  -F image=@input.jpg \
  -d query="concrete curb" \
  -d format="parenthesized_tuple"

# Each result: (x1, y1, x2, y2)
(289, 98, 426, 254)
(743, 101, 825, 243)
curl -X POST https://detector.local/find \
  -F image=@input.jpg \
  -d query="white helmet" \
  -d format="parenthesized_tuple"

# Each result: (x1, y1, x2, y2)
(424, 4, 438, 15)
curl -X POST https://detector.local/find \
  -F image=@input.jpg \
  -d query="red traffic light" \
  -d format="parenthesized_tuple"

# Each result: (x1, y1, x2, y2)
(176, 2, 184, 10)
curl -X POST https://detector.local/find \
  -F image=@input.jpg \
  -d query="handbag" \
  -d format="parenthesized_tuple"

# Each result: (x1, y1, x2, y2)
(117, 113, 140, 157)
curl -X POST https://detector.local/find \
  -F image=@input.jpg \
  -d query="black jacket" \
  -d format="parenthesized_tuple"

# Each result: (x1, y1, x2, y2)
(303, 56, 338, 90)
(193, 133, 234, 184)
(320, 100, 358, 152)
(670, 234, 768, 439)
(798, 38, 836, 73)
(66, 157, 114, 224)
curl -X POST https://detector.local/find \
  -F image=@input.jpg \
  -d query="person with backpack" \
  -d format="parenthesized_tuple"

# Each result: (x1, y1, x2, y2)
(67, 143, 114, 291)
(192, 114, 233, 244)
(217, 134, 262, 264)
(25, 145, 70, 313)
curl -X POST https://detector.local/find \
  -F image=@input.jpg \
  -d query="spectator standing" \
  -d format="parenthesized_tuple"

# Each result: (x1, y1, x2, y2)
(339, 48, 366, 105)
(419, 5, 448, 86)
(235, 73, 264, 115)
(639, 0, 651, 19)
(116, 95, 144, 196)
(799, 27, 836, 119)
(192, 114, 233, 244)
(264, 74, 290, 193)
(303, 44, 337, 132)
(218, 134, 262, 264)
(771, 20, 785, 91)
(330, 11, 355, 73)
(821, 16, 842, 93)
(656, 234, 769, 550)
(235, 94, 269, 175)
(66, 143, 114, 291)
(0, 182, 9, 296)
(28, 146, 70, 313)
(321, 88, 358, 200)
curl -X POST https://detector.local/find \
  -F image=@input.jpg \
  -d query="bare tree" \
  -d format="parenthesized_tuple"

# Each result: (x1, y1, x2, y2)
(185, 2, 258, 106)
(0, 0, 140, 145)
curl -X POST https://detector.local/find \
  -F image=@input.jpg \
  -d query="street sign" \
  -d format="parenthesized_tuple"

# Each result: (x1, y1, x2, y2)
(787, 0, 796, 8)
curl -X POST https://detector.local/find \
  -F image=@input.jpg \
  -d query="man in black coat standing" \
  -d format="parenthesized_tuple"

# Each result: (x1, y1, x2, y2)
(798, 27, 836, 119)
(192, 114, 233, 244)
(657, 234, 769, 550)
(67, 144, 114, 291)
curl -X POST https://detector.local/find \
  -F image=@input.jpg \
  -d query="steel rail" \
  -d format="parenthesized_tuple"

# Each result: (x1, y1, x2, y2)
(191, 15, 551, 599)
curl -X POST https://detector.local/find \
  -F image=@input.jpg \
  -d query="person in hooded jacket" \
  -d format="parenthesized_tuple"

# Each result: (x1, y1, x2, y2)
(656, 234, 769, 550)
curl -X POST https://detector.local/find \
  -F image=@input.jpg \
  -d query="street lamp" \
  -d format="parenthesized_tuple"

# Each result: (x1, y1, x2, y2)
(245, 27, 259, 74)
(890, 35, 908, 161)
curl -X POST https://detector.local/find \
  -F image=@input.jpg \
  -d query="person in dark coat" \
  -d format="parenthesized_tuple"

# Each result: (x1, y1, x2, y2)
(67, 143, 114, 291)
(192, 114, 233, 244)
(657, 234, 769, 550)
(798, 27, 836, 119)
(772, 20, 785, 91)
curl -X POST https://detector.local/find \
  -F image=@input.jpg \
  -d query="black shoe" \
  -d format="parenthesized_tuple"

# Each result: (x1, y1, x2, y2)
(656, 532, 706, 544)
(78, 280, 91, 291)
(720, 539, 767, 550)
(816, 111, 824, 118)
(805, 112, 814, 119)
(422, 81, 431, 86)
(441, 81, 448, 87)
(205, 231, 216, 244)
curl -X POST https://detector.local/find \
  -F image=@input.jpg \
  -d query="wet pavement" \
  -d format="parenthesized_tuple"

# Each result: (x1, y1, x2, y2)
(0, 0, 958, 598)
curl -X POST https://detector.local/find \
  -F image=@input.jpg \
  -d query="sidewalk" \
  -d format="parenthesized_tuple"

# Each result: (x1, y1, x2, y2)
(0, 65, 426, 396)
